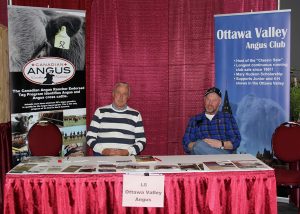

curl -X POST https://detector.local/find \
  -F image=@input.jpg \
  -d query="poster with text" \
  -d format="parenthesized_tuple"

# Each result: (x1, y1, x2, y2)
(8, 6, 86, 165)
(214, 10, 290, 157)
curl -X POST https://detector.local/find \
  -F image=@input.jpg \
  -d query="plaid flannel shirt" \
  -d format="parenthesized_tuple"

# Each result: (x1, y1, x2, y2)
(182, 111, 241, 153)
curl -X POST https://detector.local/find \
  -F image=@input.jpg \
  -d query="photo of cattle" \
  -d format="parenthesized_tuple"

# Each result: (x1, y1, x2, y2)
(12, 113, 35, 135)
(8, 6, 85, 72)
(11, 112, 38, 165)
(62, 125, 86, 157)
(11, 109, 88, 163)
(63, 108, 86, 127)
(62, 108, 86, 157)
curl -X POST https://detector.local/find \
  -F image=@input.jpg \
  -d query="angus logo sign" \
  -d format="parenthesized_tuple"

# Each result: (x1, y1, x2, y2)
(22, 57, 75, 85)
(9, 6, 86, 164)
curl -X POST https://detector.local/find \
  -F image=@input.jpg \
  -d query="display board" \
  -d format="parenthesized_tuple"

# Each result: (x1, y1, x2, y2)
(8, 6, 86, 165)
(214, 10, 291, 157)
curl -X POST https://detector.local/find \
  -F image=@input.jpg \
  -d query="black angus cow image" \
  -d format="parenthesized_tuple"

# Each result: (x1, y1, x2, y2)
(8, 7, 85, 72)
(12, 114, 33, 134)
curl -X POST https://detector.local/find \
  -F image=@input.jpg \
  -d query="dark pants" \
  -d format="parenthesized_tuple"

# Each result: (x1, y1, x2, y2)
(93, 151, 102, 156)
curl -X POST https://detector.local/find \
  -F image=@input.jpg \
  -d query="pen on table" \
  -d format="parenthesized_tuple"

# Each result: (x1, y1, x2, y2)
(154, 157, 162, 162)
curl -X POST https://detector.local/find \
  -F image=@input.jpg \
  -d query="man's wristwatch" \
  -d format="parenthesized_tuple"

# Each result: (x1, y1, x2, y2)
(220, 141, 225, 150)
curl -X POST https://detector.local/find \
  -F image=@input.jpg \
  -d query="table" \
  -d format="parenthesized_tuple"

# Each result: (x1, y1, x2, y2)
(4, 154, 277, 214)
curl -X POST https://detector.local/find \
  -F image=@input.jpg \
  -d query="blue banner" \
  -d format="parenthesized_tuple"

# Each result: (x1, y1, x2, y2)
(215, 10, 291, 156)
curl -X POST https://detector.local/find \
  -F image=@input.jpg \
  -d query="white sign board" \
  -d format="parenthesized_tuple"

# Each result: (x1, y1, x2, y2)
(122, 174, 165, 207)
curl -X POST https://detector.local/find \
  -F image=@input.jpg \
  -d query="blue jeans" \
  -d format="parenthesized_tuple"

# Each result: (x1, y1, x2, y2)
(191, 140, 232, 155)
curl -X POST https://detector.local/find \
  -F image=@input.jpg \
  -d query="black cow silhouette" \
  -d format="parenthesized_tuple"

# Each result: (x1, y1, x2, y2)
(43, 72, 55, 84)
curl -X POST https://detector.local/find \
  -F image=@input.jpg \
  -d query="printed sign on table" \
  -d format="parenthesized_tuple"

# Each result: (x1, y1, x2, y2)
(122, 174, 165, 207)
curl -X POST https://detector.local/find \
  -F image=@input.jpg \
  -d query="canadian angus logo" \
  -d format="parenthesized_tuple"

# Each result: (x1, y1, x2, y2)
(22, 57, 75, 85)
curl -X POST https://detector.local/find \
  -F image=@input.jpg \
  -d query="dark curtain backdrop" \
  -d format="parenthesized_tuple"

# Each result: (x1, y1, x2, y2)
(8, 0, 277, 156)
(0, 0, 7, 25)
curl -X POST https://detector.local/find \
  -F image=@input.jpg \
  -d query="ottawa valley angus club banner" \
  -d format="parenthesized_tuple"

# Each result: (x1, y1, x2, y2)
(214, 10, 291, 158)
(8, 6, 86, 165)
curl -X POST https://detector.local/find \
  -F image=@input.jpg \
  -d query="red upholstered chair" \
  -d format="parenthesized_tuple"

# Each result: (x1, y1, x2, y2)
(272, 122, 300, 207)
(27, 121, 62, 156)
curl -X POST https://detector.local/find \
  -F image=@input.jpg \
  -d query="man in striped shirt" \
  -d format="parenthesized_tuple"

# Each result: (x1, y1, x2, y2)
(182, 87, 241, 155)
(87, 82, 146, 156)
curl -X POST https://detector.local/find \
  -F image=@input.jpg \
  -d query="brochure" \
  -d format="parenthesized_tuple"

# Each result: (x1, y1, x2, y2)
(178, 163, 202, 171)
(98, 168, 117, 172)
(232, 160, 267, 169)
(28, 165, 48, 173)
(21, 156, 56, 163)
(154, 165, 180, 171)
(99, 164, 117, 168)
(62, 165, 82, 173)
(203, 161, 237, 170)
(117, 164, 150, 171)
(46, 166, 64, 173)
(10, 164, 38, 173)
(135, 155, 157, 163)
(78, 165, 97, 172)
(98, 164, 117, 173)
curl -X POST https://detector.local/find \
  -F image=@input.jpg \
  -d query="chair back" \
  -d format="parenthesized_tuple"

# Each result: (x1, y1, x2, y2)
(27, 121, 62, 156)
(272, 122, 300, 162)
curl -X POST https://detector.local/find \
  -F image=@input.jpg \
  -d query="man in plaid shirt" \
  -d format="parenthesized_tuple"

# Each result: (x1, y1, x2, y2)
(182, 87, 241, 155)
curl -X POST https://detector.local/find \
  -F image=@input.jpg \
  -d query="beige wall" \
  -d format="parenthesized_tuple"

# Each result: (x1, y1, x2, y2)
(0, 24, 10, 123)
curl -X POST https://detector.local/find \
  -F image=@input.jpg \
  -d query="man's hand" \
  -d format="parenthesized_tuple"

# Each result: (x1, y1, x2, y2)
(202, 139, 233, 150)
(202, 138, 222, 148)
(102, 148, 129, 156)
(188, 142, 196, 151)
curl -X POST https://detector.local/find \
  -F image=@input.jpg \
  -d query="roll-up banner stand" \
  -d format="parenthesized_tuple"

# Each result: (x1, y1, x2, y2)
(8, 6, 86, 165)
(214, 10, 291, 158)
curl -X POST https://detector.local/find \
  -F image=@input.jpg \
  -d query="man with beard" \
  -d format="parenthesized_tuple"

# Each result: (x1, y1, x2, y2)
(182, 87, 241, 155)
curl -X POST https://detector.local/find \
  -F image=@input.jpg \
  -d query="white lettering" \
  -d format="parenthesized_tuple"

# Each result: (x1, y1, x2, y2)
(255, 27, 288, 39)
(217, 30, 252, 39)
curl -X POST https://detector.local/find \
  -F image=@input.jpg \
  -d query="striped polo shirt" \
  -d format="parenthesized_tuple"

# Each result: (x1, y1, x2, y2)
(86, 104, 146, 155)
